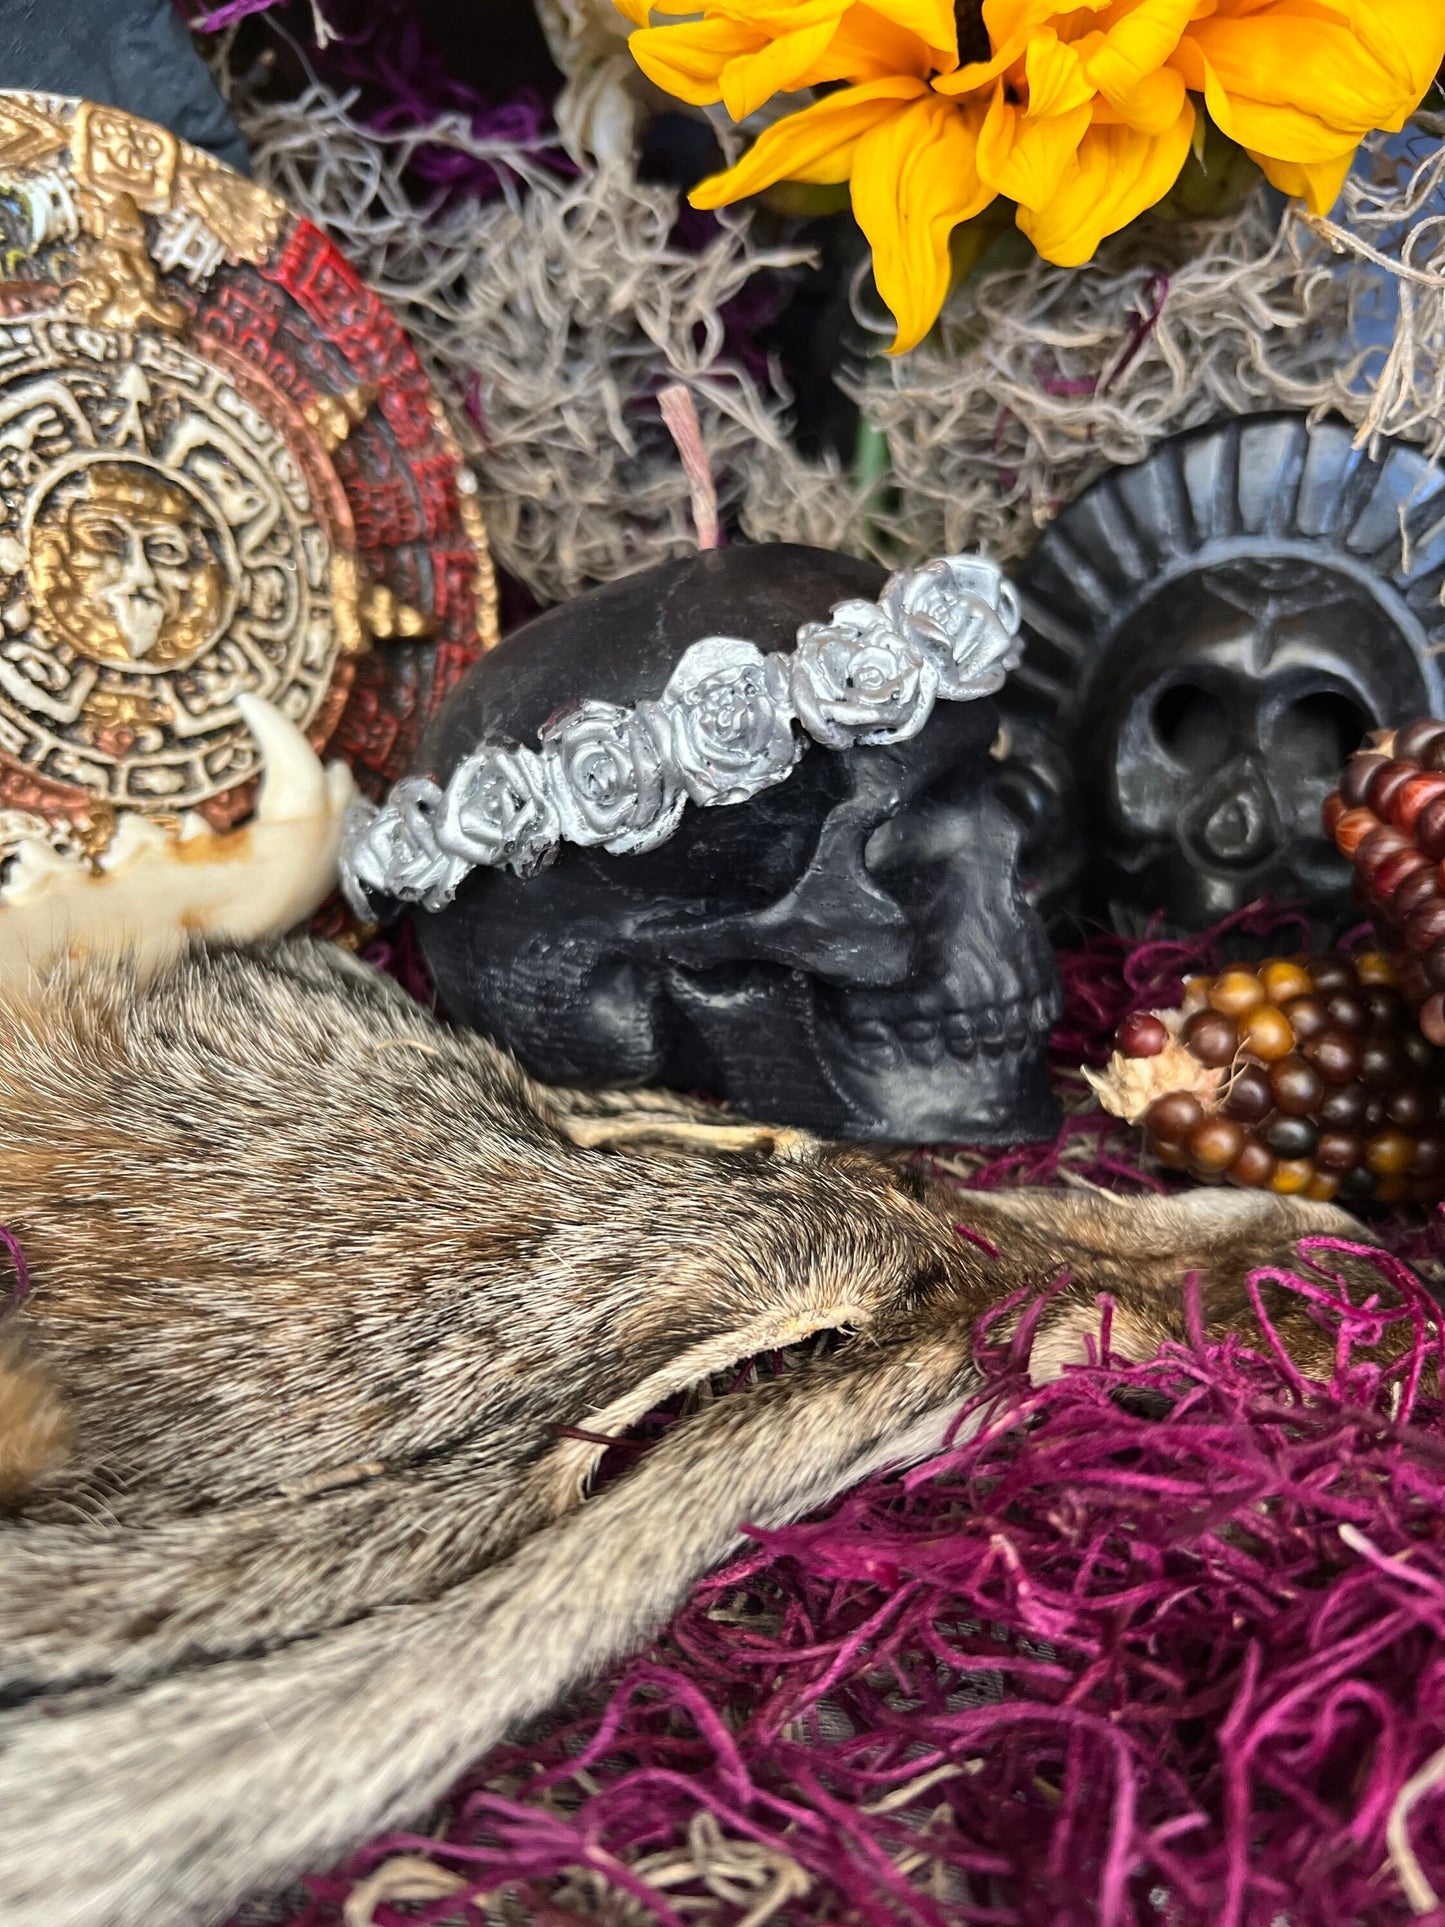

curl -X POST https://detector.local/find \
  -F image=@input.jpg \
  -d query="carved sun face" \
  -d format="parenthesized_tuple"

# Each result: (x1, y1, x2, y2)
(29, 461, 229, 669)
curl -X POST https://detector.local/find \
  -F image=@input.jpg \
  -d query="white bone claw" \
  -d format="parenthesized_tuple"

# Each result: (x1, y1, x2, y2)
(0, 698, 356, 991)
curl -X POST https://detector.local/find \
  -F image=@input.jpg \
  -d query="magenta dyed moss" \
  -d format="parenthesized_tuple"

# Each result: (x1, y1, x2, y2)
(248, 904, 1445, 1926)
(361, 919, 443, 1014)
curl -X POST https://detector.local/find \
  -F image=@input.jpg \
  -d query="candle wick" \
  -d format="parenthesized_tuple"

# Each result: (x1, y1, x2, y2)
(658, 384, 722, 552)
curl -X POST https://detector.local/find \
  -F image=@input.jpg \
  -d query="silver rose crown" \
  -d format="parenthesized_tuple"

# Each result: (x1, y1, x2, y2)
(340, 552, 1023, 916)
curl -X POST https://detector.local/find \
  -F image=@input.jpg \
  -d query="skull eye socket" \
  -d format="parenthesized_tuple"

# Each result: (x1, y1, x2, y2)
(1151, 681, 1228, 769)
(989, 763, 1053, 839)
(1272, 689, 1369, 781)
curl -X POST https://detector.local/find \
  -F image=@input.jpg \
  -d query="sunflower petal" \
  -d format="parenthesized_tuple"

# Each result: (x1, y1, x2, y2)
(1189, 44, 1366, 160)
(1250, 143, 1356, 214)
(611, 0, 653, 24)
(1346, 0, 1445, 106)
(851, 92, 996, 352)
(1085, 0, 1196, 107)
(720, 19, 844, 119)
(689, 75, 931, 203)
(1106, 63, 1186, 135)
(1018, 95, 1195, 264)
(811, 4, 940, 81)
(629, 18, 766, 106)
(1184, 11, 1440, 148)
(977, 78, 1093, 208)
(1200, 0, 1445, 110)
(700, 0, 848, 22)
(932, 41, 1022, 95)
(1023, 30, 1094, 117)
(863, 0, 959, 60)
(985, 0, 1110, 40)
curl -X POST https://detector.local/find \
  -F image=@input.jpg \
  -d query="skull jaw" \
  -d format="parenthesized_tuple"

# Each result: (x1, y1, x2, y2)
(818, 978, 1063, 1146)
(823, 1037, 1061, 1147)
(662, 966, 1062, 1147)
(1097, 829, 1352, 938)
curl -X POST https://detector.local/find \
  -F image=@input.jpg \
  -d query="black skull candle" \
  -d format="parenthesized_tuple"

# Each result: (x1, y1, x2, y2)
(343, 544, 1063, 1146)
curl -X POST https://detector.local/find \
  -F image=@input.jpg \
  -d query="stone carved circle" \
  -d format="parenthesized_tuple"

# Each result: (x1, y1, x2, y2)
(0, 89, 497, 854)
(0, 317, 352, 809)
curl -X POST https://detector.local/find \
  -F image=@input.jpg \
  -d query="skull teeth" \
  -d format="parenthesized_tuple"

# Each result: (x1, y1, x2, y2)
(842, 991, 1058, 1059)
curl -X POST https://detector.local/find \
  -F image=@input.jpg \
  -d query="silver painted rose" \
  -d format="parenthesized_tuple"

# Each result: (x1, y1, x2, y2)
(434, 745, 560, 878)
(659, 637, 801, 806)
(538, 699, 685, 855)
(791, 599, 939, 748)
(339, 550, 1025, 911)
(881, 554, 1021, 700)
(340, 785, 468, 917)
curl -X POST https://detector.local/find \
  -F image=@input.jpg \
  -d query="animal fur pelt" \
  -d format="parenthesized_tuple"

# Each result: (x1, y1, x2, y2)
(0, 941, 1425, 1927)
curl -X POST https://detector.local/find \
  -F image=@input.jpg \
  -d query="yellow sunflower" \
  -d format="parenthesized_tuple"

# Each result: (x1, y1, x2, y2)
(620, 0, 1445, 355)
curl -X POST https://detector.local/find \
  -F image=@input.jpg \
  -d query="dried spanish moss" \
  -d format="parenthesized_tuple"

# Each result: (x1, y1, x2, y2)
(196, 21, 1445, 605)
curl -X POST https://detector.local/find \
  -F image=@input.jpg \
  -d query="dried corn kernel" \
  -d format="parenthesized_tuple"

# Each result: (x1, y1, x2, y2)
(1084, 951, 1445, 1207)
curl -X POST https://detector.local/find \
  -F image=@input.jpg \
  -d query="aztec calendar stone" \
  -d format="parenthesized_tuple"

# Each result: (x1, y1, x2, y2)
(0, 90, 497, 879)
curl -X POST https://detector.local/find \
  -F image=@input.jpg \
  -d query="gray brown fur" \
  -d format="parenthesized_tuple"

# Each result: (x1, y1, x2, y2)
(0, 941, 1422, 1927)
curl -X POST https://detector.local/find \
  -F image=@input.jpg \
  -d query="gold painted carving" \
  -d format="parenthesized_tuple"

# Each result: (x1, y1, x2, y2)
(303, 385, 376, 453)
(0, 98, 66, 170)
(84, 687, 174, 730)
(68, 191, 187, 333)
(0, 317, 350, 814)
(0, 96, 283, 297)
(328, 558, 435, 651)
(69, 801, 117, 871)
(0, 93, 498, 852)
(71, 101, 177, 212)
(175, 163, 284, 268)
(329, 553, 367, 657)
(359, 581, 433, 641)
(29, 460, 227, 670)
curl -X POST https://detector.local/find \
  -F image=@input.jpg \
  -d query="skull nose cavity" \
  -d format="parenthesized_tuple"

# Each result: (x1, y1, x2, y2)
(1186, 759, 1280, 868)
(1203, 795, 1264, 863)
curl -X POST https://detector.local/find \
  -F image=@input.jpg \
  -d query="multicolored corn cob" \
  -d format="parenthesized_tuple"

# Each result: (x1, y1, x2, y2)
(1325, 718, 1445, 1046)
(1086, 949, 1445, 1205)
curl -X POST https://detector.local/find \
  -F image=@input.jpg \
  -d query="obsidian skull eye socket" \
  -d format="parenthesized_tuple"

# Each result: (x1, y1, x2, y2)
(412, 543, 1062, 1146)
(1152, 681, 1230, 769)
(1271, 689, 1370, 781)
(1169, 684, 1370, 793)
(1001, 412, 1445, 936)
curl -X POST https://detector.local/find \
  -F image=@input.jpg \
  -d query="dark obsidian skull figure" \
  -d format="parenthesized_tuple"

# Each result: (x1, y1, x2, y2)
(1007, 413, 1445, 934)
(413, 545, 1062, 1145)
